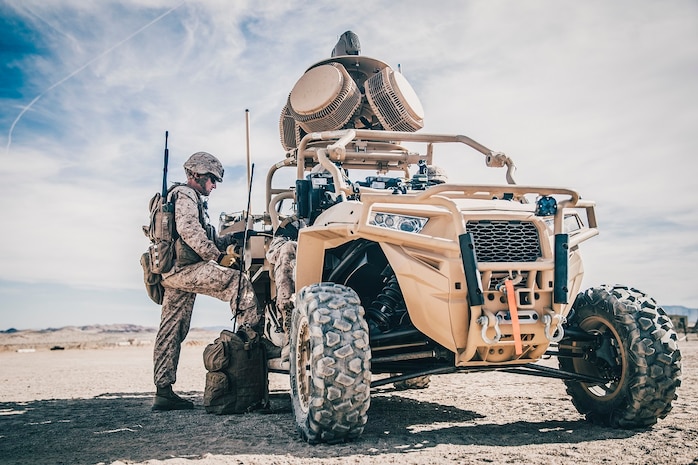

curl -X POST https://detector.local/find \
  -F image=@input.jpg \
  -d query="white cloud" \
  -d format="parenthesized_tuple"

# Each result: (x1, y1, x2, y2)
(1, 0, 696, 328)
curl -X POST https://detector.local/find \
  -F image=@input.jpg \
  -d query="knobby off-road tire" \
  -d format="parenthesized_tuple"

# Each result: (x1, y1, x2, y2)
(559, 285, 682, 428)
(290, 283, 371, 444)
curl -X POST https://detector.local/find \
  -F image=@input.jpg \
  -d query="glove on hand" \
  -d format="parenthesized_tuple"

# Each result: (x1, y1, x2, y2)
(218, 244, 240, 267)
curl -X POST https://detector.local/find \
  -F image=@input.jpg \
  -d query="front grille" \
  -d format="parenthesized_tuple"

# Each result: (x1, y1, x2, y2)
(466, 220, 542, 262)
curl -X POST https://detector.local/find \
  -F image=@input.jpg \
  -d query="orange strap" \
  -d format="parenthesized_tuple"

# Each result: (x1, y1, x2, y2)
(505, 279, 523, 355)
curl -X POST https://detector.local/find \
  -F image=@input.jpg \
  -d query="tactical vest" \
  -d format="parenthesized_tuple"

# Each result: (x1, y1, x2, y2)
(167, 184, 215, 268)
(140, 184, 215, 304)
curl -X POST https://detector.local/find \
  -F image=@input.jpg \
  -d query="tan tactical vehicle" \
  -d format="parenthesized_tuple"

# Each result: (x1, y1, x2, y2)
(221, 35, 682, 444)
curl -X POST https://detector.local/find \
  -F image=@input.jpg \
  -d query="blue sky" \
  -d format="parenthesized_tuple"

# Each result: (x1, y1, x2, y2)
(1, 0, 697, 330)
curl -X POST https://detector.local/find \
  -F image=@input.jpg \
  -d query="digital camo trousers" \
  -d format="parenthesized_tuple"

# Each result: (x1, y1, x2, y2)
(266, 236, 297, 334)
(153, 260, 263, 388)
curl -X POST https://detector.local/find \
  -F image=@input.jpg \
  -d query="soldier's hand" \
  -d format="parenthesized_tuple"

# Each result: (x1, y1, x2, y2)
(218, 244, 240, 267)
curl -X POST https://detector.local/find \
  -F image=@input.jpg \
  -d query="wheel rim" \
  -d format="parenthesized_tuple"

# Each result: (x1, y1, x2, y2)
(294, 315, 311, 414)
(573, 316, 627, 400)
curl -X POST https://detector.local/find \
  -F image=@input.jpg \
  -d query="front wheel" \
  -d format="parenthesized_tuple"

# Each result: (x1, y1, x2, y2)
(289, 283, 371, 443)
(559, 285, 682, 428)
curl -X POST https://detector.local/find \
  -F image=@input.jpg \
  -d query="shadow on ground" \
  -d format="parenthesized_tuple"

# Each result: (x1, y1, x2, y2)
(0, 389, 638, 465)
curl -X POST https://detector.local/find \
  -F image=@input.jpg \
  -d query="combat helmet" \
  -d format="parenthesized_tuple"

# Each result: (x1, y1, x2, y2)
(427, 165, 448, 184)
(183, 152, 224, 182)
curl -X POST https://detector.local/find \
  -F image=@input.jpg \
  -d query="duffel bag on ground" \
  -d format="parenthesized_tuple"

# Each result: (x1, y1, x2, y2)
(203, 329, 268, 414)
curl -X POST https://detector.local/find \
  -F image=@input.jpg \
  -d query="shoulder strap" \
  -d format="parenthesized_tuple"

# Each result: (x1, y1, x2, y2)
(168, 183, 211, 235)
(166, 182, 186, 203)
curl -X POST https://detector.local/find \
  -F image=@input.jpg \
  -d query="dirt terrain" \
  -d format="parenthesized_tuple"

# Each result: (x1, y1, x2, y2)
(0, 328, 696, 465)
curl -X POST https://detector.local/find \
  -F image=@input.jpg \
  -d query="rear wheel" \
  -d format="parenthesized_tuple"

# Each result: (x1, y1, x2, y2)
(559, 285, 682, 428)
(289, 283, 371, 443)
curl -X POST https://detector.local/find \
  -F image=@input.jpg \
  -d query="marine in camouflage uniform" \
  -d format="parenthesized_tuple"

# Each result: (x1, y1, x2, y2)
(152, 152, 263, 411)
(265, 236, 297, 334)
(264, 216, 306, 368)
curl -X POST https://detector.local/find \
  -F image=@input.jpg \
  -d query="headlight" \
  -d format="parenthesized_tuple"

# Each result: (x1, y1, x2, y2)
(544, 214, 583, 234)
(369, 212, 428, 233)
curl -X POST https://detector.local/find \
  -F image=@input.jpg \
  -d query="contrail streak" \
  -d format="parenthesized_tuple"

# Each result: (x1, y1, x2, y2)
(5, 2, 185, 155)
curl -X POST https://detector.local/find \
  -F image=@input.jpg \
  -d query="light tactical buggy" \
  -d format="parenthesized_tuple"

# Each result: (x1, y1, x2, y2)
(220, 45, 681, 444)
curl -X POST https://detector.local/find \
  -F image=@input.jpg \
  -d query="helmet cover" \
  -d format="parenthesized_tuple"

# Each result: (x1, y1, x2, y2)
(183, 152, 224, 182)
(426, 165, 448, 184)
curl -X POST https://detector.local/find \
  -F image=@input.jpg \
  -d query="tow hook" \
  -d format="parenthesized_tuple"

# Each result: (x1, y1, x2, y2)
(497, 275, 523, 355)
(543, 312, 566, 343)
(477, 310, 502, 344)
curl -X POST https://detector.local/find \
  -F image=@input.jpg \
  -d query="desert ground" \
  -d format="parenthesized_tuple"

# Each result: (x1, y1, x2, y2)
(0, 327, 696, 465)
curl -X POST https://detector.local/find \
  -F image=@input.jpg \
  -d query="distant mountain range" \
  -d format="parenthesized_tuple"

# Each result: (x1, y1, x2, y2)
(0, 324, 154, 334)
(664, 305, 698, 325)
(1, 309, 695, 336)
(0, 324, 229, 334)
(0, 325, 223, 351)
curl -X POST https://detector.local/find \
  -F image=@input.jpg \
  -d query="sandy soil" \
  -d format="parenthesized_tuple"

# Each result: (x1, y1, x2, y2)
(0, 329, 696, 465)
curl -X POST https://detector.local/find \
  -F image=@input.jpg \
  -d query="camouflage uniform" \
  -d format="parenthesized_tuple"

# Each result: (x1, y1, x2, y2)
(153, 184, 262, 388)
(265, 235, 297, 334)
